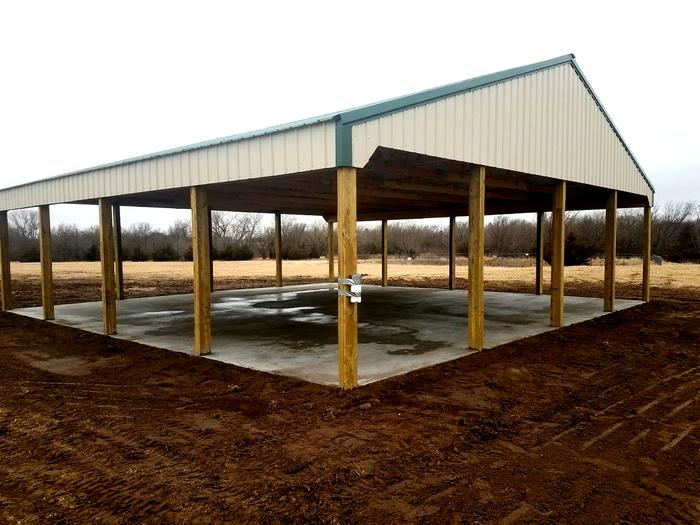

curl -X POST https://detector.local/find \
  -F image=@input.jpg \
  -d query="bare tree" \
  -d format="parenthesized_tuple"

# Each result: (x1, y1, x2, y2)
(652, 201, 696, 256)
(229, 213, 263, 243)
(168, 218, 191, 240)
(9, 209, 39, 242)
(691, 206, 700, 253)
(485, 215, 512, 254)
(210, 211, 234, 239)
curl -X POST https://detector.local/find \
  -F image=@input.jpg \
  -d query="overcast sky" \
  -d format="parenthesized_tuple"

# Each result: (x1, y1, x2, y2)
(1, 1, 698, 229)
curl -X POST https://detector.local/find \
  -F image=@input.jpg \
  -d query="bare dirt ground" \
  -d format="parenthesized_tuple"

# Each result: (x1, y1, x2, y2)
(6, 258, 700, 307)
(1, 300, 700, 523)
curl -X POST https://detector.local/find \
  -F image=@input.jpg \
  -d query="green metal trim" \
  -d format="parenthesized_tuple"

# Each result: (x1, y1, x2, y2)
(334, 116, 353, 167)
(569, 59, 655, 194)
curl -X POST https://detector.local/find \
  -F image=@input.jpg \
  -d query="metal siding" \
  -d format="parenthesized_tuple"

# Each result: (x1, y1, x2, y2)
(0, 122, 335, 210)
(351, 63, 652, 202)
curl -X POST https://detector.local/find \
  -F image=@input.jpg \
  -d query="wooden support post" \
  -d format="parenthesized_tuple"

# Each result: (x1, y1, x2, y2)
(328, 221, 334, 282)
(337, 167, 358, 389)
(550, 181, 566, 327)
(191, 187, 211, 356)
(275, 212, 282, 287)
(38, 205, 54, 320)
(208, 207, 214, 291)
(468, 166, 485, 350)
(0, 211, 11, 311)
(604, 191, 618, 312)
(381, 219, 388, 287)
(642, 205, 652, 302)
(535, 211, 544, 295)
(98, 199, 117, 335)
(112, 204, 124, 300)
(449, 216, 456, 290)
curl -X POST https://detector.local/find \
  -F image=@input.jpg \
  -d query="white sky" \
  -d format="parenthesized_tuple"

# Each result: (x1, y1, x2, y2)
(1, 0, 698, 230)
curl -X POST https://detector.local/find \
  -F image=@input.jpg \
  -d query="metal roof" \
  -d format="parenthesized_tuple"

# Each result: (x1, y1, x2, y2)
(1, 53, 653, 196)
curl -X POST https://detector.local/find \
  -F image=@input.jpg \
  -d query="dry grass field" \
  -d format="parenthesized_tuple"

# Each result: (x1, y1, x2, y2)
(6, 257, 700, 307)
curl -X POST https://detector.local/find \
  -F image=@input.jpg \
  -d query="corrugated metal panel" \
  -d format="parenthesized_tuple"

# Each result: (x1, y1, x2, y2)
(351, 63, 652, 203)
(0, 121, 335, 210)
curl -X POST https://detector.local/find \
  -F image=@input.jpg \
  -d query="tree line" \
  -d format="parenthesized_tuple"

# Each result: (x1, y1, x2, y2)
(6, 201, 700, 264)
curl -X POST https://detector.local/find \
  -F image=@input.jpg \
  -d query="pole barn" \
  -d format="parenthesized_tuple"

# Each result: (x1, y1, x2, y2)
(0, 54, 654, 388)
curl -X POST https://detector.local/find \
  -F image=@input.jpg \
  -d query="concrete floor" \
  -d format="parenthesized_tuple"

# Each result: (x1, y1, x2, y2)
(15, 284, 641, 386)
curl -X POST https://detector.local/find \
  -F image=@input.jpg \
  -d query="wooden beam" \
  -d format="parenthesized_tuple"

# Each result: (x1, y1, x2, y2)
(337, 167, 358, 389)
(191, 187, 211, 356)
(112, 204, 124, 300)
(98, 199, 117, 335)
(381, 219, 388, 286)
(535, 211, 544, 295)
(449, 216, 456, 290)
(468, 166, 485, 350)
(275, 211, 282, 287)
(604, 191, 618, 312)
(328, 221, 334, 282)
(38, 205, 54, 320)
(550, 182, 566, 327)
(642, 205, 652, 302)
(208, 207, 214, 290)
(0, 211, 11, 311)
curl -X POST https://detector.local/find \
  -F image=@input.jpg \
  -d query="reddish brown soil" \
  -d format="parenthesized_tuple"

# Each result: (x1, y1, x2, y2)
(8, 276, 329, 309)
(7, 272, 694, 310)
(1, 301, 700, 523)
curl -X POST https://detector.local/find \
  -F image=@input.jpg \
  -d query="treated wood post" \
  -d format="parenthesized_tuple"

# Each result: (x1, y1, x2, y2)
(98, 199, 117, 334)
(337, 167, 358, 389)
(208, 207, 214, 291)
(328, 220, 334, 282)
(642, 205, 652, 302)
(535, 211, 544, 295)
(449, 216, 456, 290)
(381, 219, 388, 287)
(275, 212, 282, 287)
(604, 191, 618, 312)
(112, 204, 124, 300)
(38, 205, 54, 320)
(550, 181, 566, 327)
(0, 211, 12, 311)
(191, 187, 212, 356)
(468, 166, 485, 350)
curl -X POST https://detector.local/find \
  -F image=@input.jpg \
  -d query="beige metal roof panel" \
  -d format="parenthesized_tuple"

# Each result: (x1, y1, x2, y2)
(0, 55, 652, 212)
(351, 63, 652, 203)
(0, 121, 335, 210)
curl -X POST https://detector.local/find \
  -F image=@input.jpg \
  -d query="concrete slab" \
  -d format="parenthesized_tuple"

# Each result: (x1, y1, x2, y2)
(14, 284, 642, 386)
